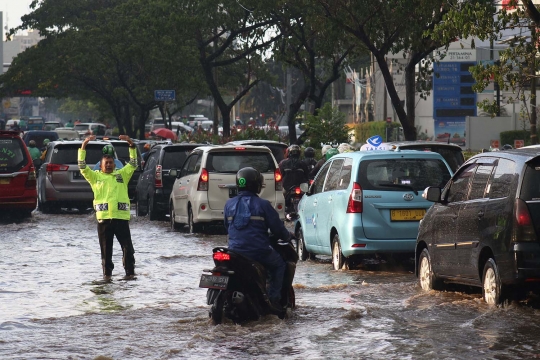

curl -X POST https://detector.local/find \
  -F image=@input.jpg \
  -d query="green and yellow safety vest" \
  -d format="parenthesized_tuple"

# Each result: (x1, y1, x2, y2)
(78, 147, 137, 220)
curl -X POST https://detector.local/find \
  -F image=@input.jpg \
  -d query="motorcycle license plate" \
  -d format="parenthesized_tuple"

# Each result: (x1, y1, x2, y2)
(199, 274, 229, 289)
(229, 188, 237, 198)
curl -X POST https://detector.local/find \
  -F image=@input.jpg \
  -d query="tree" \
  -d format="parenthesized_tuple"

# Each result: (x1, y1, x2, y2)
(314, 0, 478, 140)
(302, 103, 350, 148)
(431, 0, 539, 144)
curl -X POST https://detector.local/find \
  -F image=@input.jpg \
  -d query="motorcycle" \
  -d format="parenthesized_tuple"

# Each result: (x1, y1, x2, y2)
(284, 185, 305, 221)
(199, 236, 299, 324)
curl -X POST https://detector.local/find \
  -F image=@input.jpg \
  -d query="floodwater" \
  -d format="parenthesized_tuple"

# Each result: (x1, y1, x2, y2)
(2, 211, 540, 359)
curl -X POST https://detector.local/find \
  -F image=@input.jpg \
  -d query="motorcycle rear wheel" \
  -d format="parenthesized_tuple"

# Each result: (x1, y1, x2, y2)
(210, 291, 225, 325)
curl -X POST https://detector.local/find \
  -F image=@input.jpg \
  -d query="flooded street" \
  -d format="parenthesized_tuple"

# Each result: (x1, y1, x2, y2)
(2, 211, 540, 359)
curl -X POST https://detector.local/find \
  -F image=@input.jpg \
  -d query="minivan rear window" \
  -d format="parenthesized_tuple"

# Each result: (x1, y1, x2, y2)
(359, 158, 451, 192)
(398, 145, 464, 172)
(206, 151, 276, 173)
(0, 138, 27, 173)
(520, 162, 540, 201)
(51, 144, 106, 165)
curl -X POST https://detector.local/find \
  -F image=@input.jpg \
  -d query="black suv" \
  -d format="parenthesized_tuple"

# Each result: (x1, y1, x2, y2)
(416, 149, 540, 305)
(135, 143, 204, 220)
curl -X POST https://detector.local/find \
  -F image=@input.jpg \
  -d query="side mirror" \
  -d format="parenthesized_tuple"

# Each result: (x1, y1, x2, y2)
(169, 168, 178, 178)
(299, 182, 309, 193)
(423, 187, 442, 203)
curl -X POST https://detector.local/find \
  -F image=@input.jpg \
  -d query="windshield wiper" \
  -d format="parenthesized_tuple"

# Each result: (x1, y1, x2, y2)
(377, 182, 418, 195)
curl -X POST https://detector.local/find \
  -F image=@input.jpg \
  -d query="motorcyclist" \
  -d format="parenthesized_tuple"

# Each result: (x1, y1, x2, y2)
(302, 147, 317, 179)
(27, 140, 41, 160)
(279, 145, 309, 214)
(310, 144, 332, 178)
(224, 167, 293, 309)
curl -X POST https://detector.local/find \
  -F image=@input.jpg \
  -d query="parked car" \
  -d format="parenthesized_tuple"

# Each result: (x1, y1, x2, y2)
(53, 127, 80, 140)
(22, 130, 60, 149)
(37, 140, 118, 213)
(73, 123, 107, 137)
(225, 140, 288, 164)
(0, 130, 37, 217)
(135, 143, 205, 220)
(295, 150, 453, 270)
(416, 149, 540, 305)
(169, 145, 285, 233)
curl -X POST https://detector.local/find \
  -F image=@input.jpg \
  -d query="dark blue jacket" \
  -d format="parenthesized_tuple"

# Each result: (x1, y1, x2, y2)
(224, 191, 290, 256)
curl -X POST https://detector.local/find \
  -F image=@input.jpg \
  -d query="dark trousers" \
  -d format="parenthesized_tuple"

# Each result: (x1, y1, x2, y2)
(97, 219, 135, 276)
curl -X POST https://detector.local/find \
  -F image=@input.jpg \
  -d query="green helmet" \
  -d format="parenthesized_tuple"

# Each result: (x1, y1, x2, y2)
(43, 138, 50, 145)
(325, 148, 339, 160)
(102, 144, 115, 157)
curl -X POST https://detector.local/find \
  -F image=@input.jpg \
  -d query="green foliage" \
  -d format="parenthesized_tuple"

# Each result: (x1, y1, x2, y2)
(302, 103, 350, 148)
(500, 130, 537, 147)
(355, 121, 402, 144)
(178, 127, 286, 145)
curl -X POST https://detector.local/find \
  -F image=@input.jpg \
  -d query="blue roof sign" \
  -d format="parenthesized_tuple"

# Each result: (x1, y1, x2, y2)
(154, 90, 176, 101)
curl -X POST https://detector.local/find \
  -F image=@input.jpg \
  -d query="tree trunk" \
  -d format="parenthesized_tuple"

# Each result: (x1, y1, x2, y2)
(288, 86, 309, 144)
(404, 60, 417, 141)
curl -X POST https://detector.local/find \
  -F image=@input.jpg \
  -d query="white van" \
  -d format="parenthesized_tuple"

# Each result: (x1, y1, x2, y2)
(54, 127, 81, 140)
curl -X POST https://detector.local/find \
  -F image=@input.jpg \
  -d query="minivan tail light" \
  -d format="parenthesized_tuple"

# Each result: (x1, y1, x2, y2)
(275, 169, 283, 191)
(346, 182, 363, 213)
(46, 164, 69, 172)
(155, 165, 163, 188)
(198, 168, 209, 191)
(513, 199, 536, 242)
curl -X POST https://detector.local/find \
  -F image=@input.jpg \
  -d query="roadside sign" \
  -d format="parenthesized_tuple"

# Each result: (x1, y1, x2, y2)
(514, 139, 524, 148)
(154, 90, 176, 101)
(490, 139, 500, 149)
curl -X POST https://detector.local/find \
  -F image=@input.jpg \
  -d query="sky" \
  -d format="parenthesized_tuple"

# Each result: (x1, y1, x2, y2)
(0, 0, 33, 39)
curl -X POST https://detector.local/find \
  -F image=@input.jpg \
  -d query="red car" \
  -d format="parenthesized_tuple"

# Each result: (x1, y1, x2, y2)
(0, 130, 37, 217)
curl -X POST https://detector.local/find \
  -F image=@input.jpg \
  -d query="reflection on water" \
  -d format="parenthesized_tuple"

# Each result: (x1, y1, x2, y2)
(1, 211, 540, 359)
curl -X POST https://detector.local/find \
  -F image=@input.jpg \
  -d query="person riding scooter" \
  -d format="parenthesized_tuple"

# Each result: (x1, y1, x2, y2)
(224, 167, 294, 309)
(279, 145, 309, 216)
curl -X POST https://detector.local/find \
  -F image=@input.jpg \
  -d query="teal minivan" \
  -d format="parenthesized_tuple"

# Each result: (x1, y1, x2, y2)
(295, 150, 453, 270)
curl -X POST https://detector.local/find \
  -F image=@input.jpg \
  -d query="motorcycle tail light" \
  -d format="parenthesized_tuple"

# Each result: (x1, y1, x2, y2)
(198, 168, 209, 191)
(274, 169, 282, 191)
(513, 198, 536, 242)
(346, 182, 363, 213)
(213, 252, 230, 261)
(295, 187, 301, 195)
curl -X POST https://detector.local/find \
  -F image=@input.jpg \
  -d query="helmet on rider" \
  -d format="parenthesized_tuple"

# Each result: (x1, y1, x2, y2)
(338, 143, 352, 153)
(325, 148, 339, 160)
(102, 144, 115, 158)
(236, 167, 263, 194)
(502, 144, 513, 150)
(29, 140, 37, 147)
(304, 147, 315, 158)
(321, 144, 332, 157)
(43, 138, 50, 146)
(287, 144, 301, 158)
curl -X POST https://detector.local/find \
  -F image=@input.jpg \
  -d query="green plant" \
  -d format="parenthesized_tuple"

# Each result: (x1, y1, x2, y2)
(302, 103, 350, 149)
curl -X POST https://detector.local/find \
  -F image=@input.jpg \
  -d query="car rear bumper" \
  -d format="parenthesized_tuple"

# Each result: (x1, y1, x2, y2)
(0, 192, 37, 210)
(341, 225, 416, 257)
(512, 243, 540, 282)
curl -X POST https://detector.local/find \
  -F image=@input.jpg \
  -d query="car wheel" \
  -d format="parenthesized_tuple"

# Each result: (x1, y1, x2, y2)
(170, 203, 183, 231)
(188, 205, 200, 233)
(418, 248, 442, 291)
(483, 258, 504, 305)
(332, 233, 347, 270)
(296, 227, 311, 261)
(136, 197, 147, 217)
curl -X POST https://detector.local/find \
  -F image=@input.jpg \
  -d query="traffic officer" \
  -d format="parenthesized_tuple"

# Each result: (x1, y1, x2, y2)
(78, 134, 138, 279)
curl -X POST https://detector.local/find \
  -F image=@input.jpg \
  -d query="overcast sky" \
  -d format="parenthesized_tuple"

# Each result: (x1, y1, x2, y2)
(0, 0, 33, 38)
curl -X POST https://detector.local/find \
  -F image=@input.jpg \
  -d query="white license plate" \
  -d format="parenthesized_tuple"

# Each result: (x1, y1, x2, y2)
(199, 274, 229, 289)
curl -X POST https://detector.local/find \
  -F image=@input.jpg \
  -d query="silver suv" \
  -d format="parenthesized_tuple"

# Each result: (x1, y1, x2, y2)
(37, 140, 118, 213)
